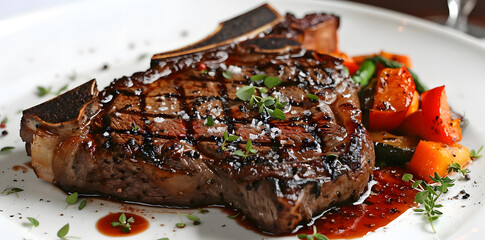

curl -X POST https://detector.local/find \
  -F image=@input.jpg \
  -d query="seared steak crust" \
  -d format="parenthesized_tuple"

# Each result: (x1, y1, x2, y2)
(20, 8, 373, 234)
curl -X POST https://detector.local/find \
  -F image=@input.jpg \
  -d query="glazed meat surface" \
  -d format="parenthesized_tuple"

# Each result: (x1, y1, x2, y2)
(20, 9, 374, 234)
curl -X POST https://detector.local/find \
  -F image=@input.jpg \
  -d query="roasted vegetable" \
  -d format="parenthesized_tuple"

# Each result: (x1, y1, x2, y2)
(401, 86, 462, 144)
(352, 59, 376, 87)
(370, 56, 427, 93)
(370, 131, 418, 167)
(368, 67, 416, 131)
(406, 140, 471, 182)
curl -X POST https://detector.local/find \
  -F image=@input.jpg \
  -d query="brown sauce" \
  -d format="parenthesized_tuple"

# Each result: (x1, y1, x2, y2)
(221, 167, 416, 238)
(12, 165, 28, 173)
(24, 161, 33, 169)
(96, 212, 149, 237)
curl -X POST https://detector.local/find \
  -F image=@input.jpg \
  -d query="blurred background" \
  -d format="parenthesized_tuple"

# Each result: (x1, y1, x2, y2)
(1, 0, 484, 37)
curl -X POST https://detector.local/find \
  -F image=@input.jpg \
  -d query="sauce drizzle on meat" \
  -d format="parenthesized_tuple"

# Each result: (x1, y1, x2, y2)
(224, 167, 416, 238)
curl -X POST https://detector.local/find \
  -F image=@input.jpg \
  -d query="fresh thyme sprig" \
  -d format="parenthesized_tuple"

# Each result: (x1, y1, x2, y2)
(402, 173, 455, 233)
(111, 213, 135, 233)
(297, 225, 329, 240)
(448, 163, 470, 179)
(235, 75, 287, 120)
(471, 146, 483, 159)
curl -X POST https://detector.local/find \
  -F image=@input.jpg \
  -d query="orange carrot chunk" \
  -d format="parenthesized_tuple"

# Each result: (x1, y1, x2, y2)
(406, 140, 471, 182)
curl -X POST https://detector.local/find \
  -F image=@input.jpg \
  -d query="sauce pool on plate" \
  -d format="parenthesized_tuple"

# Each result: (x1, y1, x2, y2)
(97, 212, 149, 237)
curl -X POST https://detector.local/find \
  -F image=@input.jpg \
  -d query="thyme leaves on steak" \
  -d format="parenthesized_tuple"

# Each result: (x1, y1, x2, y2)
(235, 75, 287, 120)
(220, 131, 258, 158)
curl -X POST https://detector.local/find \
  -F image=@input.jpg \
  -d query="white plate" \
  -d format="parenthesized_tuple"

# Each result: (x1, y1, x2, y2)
(1, 0, 485, 239)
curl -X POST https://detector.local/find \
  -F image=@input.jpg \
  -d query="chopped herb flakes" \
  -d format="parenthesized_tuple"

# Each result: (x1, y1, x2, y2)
(57, 223, 70, 239)
(78, 199, 87, 210)
(204, 116, 214, 126)
(65, 192, 78, 208)
(306, 93, 319, 101)
(26, 217, 39, 230)
(0, 146, 14, 153)
(176, 213, 201, 228)
(1, 187, 23, 197)
(222, 70, 233, 79)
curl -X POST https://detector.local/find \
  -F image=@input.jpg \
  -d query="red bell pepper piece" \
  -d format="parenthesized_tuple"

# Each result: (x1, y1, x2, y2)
(419, 86, 462, 144)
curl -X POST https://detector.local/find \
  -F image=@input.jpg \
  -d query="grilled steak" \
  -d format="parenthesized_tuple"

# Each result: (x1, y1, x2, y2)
(20, 5, 374, 234)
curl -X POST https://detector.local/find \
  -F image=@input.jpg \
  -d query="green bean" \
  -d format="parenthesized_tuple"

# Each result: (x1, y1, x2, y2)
(352, 59, 376, 87)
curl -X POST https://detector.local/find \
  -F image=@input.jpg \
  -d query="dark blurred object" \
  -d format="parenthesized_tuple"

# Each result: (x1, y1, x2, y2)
(347, 0, 485, 37)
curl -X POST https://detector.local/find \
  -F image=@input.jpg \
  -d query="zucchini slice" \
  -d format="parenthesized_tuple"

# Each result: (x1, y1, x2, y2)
(370, 131, 419, 167)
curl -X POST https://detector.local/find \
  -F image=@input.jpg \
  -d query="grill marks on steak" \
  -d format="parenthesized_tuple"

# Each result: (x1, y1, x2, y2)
(99, 49, 347, 168)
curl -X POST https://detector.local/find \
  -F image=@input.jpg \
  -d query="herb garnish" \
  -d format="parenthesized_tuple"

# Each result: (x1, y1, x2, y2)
(222, 70, 233, 79)
(236, 75, 287, 120)
(56, 85, 69, 95)
(448, 163, 470, 179)
(36, 85, 69, 97)
(138, 53, 148, 62)
(204, 116, 214, 127)
(235, 86, 255, 101)
(250, 75, 282, 89)
(176, 213, 201, 228)
(471, 146, 483, 159)
(57, 223, 73, 239)
(198, 208, 209, 214)
(232, 139, 258, 158)
(0, 146, 14, 153)
(78, 199, 87, 210)
(227, 212, 240, 219)
(221, 131, 239, 150)
(65, 192, 78, 208)
(111, 213, 134, 233)
(1, 117, 7, 124)
(221, 132, 258, 158)
(131, 123, 139, 132)
(26, 217, 39, 231)
(297, 225, 329, 240)
(36, 86, 52, 97)
(402, 173, 455, 232)
(306, 93, 319, 101)
(156, 238, 169, 240)
(1, 187, 23, 197)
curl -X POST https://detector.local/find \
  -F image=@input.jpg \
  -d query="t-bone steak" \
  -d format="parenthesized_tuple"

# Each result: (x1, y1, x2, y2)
(20, 4, 374, 234)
